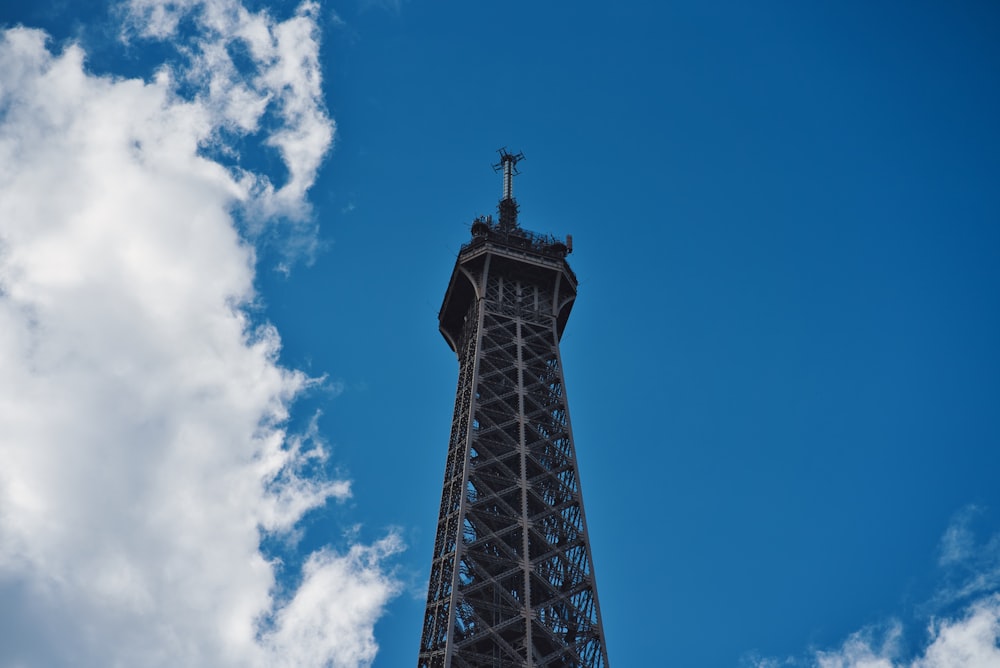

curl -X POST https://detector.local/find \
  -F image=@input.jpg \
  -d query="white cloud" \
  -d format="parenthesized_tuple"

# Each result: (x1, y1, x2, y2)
(748, 511, 1000, 668)
(124, 0, 334, 226)
(814, 623, 901, 668)
(806, 596, 1000, 668)
(915, 596, 1000, 668)
(262, 535, 404, 667)
(933, 506, 1000, 608)
(0, 2, 398, 666)
(939, 506, 981, 567)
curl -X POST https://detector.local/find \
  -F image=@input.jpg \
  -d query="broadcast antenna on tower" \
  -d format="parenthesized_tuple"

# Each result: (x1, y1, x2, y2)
(492, 147, 525, 231)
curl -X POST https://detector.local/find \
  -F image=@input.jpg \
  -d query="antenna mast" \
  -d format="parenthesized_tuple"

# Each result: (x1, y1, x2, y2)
(492, 147, 525, 231)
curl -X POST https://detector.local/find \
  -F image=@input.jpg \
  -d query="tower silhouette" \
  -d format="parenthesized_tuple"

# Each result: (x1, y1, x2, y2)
(418, 150, 610, 667)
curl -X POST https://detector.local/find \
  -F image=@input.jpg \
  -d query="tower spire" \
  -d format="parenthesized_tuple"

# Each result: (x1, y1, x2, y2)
(492, 147, 525, 231)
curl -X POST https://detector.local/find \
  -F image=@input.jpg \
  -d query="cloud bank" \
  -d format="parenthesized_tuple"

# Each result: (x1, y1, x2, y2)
(0, 2, 397, 666)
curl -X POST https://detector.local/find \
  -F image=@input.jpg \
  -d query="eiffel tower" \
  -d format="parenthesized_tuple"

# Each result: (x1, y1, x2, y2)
(418, 150, 610, 667)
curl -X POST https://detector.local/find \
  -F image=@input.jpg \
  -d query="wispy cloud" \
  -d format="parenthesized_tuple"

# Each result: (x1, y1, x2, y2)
(813, 623, 901, 668)
(747, 507, 1000, 668)
(939, 506, 982, 567)
(933, 506, 1000, 610)
(123, 0, 334, 263)
(0, 2, 398, 666)
(359, 0, 407, 17)
(801, 596, 1000, 668)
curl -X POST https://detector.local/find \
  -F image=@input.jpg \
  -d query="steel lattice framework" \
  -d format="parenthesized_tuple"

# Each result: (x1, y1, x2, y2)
(418, 152, 609, 668)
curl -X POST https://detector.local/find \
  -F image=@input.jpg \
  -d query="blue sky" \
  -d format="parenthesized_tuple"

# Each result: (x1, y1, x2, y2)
(1, 1, 999, 666)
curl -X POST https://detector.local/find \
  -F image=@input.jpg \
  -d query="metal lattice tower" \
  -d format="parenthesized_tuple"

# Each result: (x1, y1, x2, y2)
(418, 150, 610, 667)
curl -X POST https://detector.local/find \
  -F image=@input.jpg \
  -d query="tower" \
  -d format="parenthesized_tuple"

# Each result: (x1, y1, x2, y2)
(418, 150, 610, 667)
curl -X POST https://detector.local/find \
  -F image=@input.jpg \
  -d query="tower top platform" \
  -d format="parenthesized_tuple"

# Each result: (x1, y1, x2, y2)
(438, 213, 578, 354)
(463, 214, 575, 273)
(438, 150, 578, 353)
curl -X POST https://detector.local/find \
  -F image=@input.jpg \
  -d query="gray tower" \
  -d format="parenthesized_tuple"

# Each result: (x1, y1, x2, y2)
(418, 151, 610, 667)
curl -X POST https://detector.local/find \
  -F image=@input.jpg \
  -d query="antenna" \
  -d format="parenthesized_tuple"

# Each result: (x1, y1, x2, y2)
(492, 148, 525, 230)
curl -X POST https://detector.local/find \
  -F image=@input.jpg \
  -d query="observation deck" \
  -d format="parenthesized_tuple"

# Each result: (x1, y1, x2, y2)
(438, 215, 578, 354)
